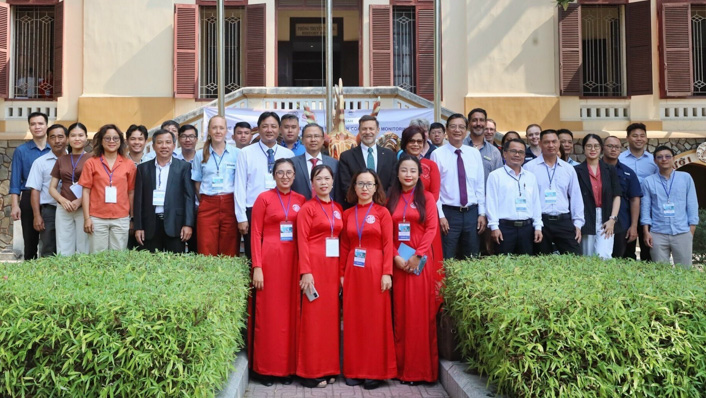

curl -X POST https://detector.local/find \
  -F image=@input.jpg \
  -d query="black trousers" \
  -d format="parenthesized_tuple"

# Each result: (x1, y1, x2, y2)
(612, 229, 627, 259)
(623, 223, 651, 261)
(185, 207, 198, 254)
(496, 220, 534, 255)
(243, 207, 253, 259)
(143, 216, 186, 253)
(441, 205, 480, 260)
(20, 191, 40, 260)
(536, 214, 582, 255)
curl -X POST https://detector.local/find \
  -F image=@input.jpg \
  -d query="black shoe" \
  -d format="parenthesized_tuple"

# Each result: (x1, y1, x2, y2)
(281, 376, 294, 385)
(363, 379, 382, 390)
(345, 377, 364, 386)
(258, 375, 274, 387)
(300, 377, 327, 388)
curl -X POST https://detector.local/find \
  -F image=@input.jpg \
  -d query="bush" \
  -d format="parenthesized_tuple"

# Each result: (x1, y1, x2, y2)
(691, 209, 706, 264)
(0, 251, 251, 397)
(444, 255, 706, 397)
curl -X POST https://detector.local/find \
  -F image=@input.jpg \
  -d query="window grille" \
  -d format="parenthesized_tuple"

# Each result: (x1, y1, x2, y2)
(13, 6, 55, 99)
(200, 7, 242, 98)
(693, 5, 706, 95)
(581, 6, 624, 97)
(393, 7, 416, 94)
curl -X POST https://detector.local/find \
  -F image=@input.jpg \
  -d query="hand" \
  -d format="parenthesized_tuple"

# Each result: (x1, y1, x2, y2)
(11, 205, 20, 221)
(381, 275, 392, 292)
(533, 230, 543, 243)
(180, 226, 193, 242)
(691, 225, 696, 236)
(129, 220, 134, 236)
(601, 219, 615, 238)
(574, 226, 582, 244)
(340, 276, 344, 287)
(300, 273, 314, 292)
(84, 218, 94, 234)
(406, 255, 421, 273)
(439, 217, 449, 235)
(135, 230, 145, 246)
(394, 256, 406, 270)
(252, 267, 264, 290)
(59, 197, 76, 212)
(477, 215, 487, 234)
(626, 225, 638, 242)
(33, 215, 45, 232)
(491, 229, 503, 244)
(238, 221, 249, 235)
(644, 230, 653, 248)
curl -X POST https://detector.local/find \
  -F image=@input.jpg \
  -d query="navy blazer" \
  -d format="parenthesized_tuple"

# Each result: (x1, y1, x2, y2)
(575, 160, 622, 235)
(291, 153, 339, 201)
(336, 144, 396, 208)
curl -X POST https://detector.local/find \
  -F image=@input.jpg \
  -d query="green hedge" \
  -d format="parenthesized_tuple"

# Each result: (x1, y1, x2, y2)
(0, 251, 250, 397)
(444, 255, 706, 397)
(691, 208, 706, 264)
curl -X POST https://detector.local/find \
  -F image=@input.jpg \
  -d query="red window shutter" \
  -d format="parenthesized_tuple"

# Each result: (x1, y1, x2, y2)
(416, 6, 434, 100)
(0, 2, 9, 99)
(662, 3, 692, 97)
(559, 3, 581, 96)
(244, 4, 265, 87)
(53, 0, 64, 98)
(174, 4, 198, 98)
(626, 1, 652, 96)
(370, 5, 392, 86)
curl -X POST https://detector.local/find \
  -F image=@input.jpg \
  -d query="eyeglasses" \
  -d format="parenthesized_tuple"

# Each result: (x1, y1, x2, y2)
(584, 145, 601, 150)
(355, 182, 376, 189)
(180, 135, 197, 140)
(504, 149, 525, 156)
(408, 139, 424, 145)
(656, 155, 673, 160)
(103, 136, 120, 142)
(275, 170, 295, 177)
(605, 145, 621, 150)
(448, 124, 467, 130)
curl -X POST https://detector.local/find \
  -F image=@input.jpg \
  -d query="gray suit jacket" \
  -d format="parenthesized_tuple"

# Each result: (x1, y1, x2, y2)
(291, 153, 339, 201)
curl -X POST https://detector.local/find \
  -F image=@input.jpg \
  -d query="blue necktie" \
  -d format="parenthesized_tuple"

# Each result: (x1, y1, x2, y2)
(267, 148, 274, 173)
(366, 147, 375, 171)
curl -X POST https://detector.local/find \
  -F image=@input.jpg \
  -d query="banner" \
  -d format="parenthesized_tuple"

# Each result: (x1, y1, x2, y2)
(201, 107, 434, 143)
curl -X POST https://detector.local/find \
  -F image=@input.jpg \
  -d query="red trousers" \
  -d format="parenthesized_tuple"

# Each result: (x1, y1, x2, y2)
(198, 194, 239, 256)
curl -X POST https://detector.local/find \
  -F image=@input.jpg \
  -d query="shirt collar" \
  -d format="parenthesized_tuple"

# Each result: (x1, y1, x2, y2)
(503, 164, 524, 177)
(361, 143, 376, 153)
(538, 154, 563, 167)
(625, 150, 650, 160)
(305, 152, 322, 161)
(155, 157, 173, 168)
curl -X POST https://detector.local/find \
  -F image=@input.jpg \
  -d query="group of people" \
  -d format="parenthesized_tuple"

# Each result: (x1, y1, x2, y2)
(9, 107, 699, 389)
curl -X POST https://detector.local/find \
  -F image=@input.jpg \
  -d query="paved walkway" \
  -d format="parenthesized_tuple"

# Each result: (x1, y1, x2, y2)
(244, 379, 449, 398)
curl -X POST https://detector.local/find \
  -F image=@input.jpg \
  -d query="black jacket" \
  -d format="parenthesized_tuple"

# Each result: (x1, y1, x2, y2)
(575, 160, 622, 235)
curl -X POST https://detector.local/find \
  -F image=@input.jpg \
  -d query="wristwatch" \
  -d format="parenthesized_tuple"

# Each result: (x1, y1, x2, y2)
(415, 254, 423, 259)
(609, 215, 618, 221)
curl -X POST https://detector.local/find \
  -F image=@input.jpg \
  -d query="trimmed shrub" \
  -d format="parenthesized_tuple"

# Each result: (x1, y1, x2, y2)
(444, 255, 706, 397)
(0, 251, 250, 397)
(692, 209, 706, 264)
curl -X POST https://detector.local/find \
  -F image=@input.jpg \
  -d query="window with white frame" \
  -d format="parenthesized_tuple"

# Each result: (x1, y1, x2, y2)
(12, 6, 56, 99)
(199, 7, 243, 99)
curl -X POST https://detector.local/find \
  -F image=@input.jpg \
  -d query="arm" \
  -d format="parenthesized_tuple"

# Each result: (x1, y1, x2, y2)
(380, 207, 394, 292)
(10, 149, 24, 220)
(183, 164, 196, 231)
(485, 173, 499, 231)
(639, 180, 652, 227)
(416, 192, 439, 256)
(568, 168, 585, 229)
(602, 195, 620, 237)
(82, 188, 93, 233)
(250, 194, 267, 289)
(428, 161, 441, 201)
(686, 174, 699, 233)
(297, 206, 314, 291)
(133, 167, 144, 231)
(339, 211, 350, 283)
(234, 151, 248, 223)
(30, 189, 44, 232)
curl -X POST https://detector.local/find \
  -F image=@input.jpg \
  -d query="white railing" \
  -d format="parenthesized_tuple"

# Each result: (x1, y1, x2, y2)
(580, 100, 629, 120)
(661, 101, 706, 120)
(4, 101, 58, 120)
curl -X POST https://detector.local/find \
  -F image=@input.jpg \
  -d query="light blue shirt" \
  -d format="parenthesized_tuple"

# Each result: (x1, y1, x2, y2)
(524, 155, 585, 228)
(25, 151, 60, 205)
(191, 144, 240, 195)
(640, 171, 699, 235)
(618, 150, 658, 183)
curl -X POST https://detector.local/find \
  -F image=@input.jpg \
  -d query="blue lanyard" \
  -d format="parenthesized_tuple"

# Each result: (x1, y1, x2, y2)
(505, 166, 523, 197)
(660, 173, 675, 202)
(276, 189, 292, 221)
(355, 202, 374, 247)
(400, 188, 415, 221)
(259, 142, 277, 171)
(316, 196, 336, 236)
(70, 152, 84, 183)
(544, 162, 557, 188)
(211, 149, 225, 175)
(100, 156, 116, 186)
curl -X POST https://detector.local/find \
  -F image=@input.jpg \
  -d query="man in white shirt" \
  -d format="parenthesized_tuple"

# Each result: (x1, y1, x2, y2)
(430, 113, 486, 259)
(291, 123, 338, 200)
(486, 139, 543, 254)
(235, 112, 295, 258)
(25, 124, 68, 257)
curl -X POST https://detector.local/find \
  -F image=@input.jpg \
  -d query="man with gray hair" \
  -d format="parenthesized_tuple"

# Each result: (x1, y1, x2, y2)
(409, 118, 437, 159)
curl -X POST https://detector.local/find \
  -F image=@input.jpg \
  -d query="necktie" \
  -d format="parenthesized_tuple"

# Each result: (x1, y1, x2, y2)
(310, 158, 319, 167)
(455, 149, 468, 206)
(367, 147, 375, 171)
(267, 148, 274, 173)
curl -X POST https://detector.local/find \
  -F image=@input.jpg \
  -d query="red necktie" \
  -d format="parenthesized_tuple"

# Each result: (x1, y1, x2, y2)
(310, 158, 319, 167)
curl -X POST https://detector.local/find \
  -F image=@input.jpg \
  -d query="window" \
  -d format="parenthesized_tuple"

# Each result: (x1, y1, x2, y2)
(393, 7, 416, 93)
(581, 6, 624, 97)
(199, 7, 242, 98)
(692, 5, 706, 96)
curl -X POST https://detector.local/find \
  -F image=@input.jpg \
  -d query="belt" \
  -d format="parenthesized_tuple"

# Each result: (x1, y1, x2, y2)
(499, 219, 533, 227)
(442, 204, 478, 213)
(542, 213, 571, 221)
(156, 213, 165, 220)
(40, 204, 57, 210)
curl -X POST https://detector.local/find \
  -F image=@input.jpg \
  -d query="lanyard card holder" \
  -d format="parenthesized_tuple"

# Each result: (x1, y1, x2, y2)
(280, 221, 293, 241)
(353, 248, 366, 267)
(398, 222, 411, 241)
(105, 186, 117, 203)
(326, 237, 339, 257)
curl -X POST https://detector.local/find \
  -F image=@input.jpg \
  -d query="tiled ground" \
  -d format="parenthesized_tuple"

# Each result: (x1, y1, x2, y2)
(244, 379, 449, 398)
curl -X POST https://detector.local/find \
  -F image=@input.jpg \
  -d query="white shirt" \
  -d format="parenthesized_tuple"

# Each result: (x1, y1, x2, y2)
(486, 165, 543, 231)
(154, 158, 172, 214)
(524, 155, 585, 228)
(360, 143, 377, 171)
(25, 151, 60, 205)
(235, 141, 294, 222)
(430, 143, 486, 218)
(305, 152, 324, 183)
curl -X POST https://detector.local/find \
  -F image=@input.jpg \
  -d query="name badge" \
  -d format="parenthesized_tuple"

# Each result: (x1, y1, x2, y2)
(663, 202, 675, 217)
(326, 237, 339, 257)
(153, 190, 166, 206)
(515, 197, 528, 212)
(483, 155, 491, 161)
(105, 186, 117, 203)
(398, 222, 411, 241)
(265, 174, 276, 189)
(212, 176, 224, 191)
(545, 189, 557, 204)
(353, 248, 366, 267)
(70, 183, 83, 199)
(280, 221, 293, 241)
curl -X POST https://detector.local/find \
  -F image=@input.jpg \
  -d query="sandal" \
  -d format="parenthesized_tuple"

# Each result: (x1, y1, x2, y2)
(300, 377, 327, 388)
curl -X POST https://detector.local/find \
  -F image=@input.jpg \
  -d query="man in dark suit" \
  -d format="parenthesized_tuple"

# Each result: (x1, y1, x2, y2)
(337, 115, 396, 208)
(292, 123, 339, 201)
(134, 129, 195, 253)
